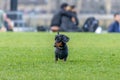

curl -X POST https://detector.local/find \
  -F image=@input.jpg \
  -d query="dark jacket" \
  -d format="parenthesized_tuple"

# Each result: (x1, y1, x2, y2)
(50, 11, 62, 27)
(73, 12, 79, 26)
(60, 12, 80, 32)
(50, 9, 74, 27)
(108, 21, 120, 32)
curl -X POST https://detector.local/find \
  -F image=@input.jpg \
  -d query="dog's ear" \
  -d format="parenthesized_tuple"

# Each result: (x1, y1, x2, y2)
(62, 35, 69, 43)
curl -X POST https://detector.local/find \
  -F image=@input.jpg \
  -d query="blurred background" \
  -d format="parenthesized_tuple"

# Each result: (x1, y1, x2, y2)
(0, 0, 119, 32)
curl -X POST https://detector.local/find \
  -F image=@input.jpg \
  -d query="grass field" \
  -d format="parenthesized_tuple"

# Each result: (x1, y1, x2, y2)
(0, 32, 120, 80)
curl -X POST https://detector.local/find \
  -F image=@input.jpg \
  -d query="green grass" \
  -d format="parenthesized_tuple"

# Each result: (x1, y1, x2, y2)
(0, 32, 120, 80)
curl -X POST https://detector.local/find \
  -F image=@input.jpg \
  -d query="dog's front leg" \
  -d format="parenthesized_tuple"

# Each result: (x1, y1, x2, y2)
(55, 53, 58, 63)
(64, 58, 67, 62)
(55, 57, 58, 63)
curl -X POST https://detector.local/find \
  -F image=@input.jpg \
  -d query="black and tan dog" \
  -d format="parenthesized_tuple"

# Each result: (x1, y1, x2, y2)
(54, 32, 69, 62)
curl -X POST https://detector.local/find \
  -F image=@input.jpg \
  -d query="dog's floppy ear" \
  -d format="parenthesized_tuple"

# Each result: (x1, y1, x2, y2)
(62, 35, 69, 43)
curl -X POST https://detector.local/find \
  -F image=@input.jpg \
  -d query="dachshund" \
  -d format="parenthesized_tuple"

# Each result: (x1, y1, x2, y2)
(54, 32, 69, 62)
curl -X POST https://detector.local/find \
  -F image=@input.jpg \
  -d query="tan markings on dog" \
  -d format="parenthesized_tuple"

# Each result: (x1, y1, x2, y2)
(56, 42, 63, 47)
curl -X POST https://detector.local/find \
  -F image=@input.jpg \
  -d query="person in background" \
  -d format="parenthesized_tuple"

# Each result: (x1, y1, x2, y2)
(60, 5, 80, 32)
(0, 9, 6, 32)
(50, 3, 75, 32)
(4, 16, 14, 31)
(71, 5, 79, 26)
(108, 13, 120, 32)
(70, 5, 80, 31)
